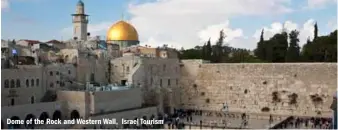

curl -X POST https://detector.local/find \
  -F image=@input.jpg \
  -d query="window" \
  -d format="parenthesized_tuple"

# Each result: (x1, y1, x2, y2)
(56, 71, 59, 75)
(126, 66, 130, 73)
(16, 79, 20, 88)
(50, 83, 54, 88)
(168, 79, 171, 86)
(11, 98, 15, 106)
(10, 79, 15, 88)
(150, 77, 153, 85)
(50, 71, 53, 76)
(68, 70, 71, 74)
(160, 79, 162, 87)
(4, 80, 9, 88)
(26, 79, 29, 87)
(31, 96, 34, 104)
(163, 65, 166, 71)
(36, 79, 39, 86)
(56, 81, 60, 84)
(31, 79, 34, 86)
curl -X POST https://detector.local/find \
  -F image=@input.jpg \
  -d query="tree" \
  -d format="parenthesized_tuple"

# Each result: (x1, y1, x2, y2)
(212, 30, 226, 63)
(202, 43, 206, 60)
(12, 39, 16, 44)
(206, 39, 212, 61)
(267, 31, 288, 62)
(314, 22, 318, 41)
(286, 30, 300, 62)
(254, 29, 266, 60)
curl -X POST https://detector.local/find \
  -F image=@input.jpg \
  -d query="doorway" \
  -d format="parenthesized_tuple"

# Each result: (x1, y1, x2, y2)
(121, 80, 127, 86)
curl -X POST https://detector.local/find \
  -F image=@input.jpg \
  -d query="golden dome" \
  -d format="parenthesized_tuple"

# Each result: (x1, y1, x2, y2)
(106, 20, 139, 41)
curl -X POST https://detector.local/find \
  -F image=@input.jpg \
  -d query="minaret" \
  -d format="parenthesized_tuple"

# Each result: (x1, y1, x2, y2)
(72, 0, 88, 41)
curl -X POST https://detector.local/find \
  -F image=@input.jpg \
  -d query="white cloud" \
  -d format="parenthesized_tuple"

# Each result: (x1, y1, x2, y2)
(198, 21, 244, 44)
(252, 19, 316, 48)
(1, 0, 9, 10)
(305, 0, 337, 9)
(127, 0, 293, 49)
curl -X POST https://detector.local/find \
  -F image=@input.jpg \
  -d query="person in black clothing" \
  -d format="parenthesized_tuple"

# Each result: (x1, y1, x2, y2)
(200, 120, 203, 129)
(269, 115, 273, 125)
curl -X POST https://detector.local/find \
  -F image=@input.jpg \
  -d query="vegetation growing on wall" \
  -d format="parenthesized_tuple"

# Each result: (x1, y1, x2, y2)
(288, 93, 298, 105)
(206, 98, 210, 103)
(193, 84, 197, 89)
(261, 107, 270, 112)
(272, 91, 281, 104)
(310, 94, 323, 106)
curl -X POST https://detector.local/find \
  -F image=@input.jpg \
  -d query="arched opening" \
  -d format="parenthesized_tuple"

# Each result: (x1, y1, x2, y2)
(31, 79, 34, 86)
(39, 112, 49, 124)
(31, 96, 34, 104)
(24, 114, 36, 128)
(8, 116, 21, 129)
(70, 110, 80, 119)
(11, 98, 15, 106)
(26, 79, 29, 87)
(10, 79, 15, 88)
(16, 79, 20, 88)
(52, 110, 62, 120)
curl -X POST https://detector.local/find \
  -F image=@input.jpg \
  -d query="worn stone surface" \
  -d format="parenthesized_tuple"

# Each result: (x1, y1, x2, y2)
(180, 60, 337, 117)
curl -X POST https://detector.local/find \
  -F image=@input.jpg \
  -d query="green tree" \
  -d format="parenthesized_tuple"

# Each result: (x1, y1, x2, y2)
(267, 31, 288, 62)
(206, 38, 212, 61)
(254, 29, 266, 60)
(212, 30, 226, 63)
(202, 43, 206, 60)
(314, 22, 318, 41)
(286, 30, 301, 62)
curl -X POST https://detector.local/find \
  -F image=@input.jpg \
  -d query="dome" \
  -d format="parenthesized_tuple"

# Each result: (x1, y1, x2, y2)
(77, 0, 84, 6)
(106, 20, 139, 41)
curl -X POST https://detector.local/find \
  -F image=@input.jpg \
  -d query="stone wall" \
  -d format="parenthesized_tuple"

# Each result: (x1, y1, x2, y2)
(180, 61, 337, 117)
(92, 88, 143, 114)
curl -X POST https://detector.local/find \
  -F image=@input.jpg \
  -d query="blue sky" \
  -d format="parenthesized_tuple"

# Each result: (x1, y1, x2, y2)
(1, 0, 337, 49)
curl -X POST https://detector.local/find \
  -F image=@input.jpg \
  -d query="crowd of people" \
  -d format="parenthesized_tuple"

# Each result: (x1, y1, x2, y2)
(272, 117, 333, 129)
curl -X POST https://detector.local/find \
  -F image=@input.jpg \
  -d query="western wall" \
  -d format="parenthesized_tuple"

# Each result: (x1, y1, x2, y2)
(180, 60, 337, 117)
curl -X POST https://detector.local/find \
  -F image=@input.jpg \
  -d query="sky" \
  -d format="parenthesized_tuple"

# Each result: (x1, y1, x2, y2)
(1, 0, 337, 50)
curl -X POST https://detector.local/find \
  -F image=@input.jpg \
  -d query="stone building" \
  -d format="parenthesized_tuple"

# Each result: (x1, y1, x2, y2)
(1, 0, 337, 129)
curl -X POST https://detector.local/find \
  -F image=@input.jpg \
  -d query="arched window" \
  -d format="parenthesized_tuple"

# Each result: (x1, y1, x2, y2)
(31, 96, 34, 104)
(36, 79, 39, 86)
(16, 79, 20, 88)
(10, 79, 15, 88)
(50, 83, 54, 88)
(31, 79, 34, 86)
(26, 79, 29, 87)
(4, 80, 9, 88)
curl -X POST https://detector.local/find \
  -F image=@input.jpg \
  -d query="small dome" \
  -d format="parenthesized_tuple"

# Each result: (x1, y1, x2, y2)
(106, 20, 139, 41)
(77, 0, 84, 6)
